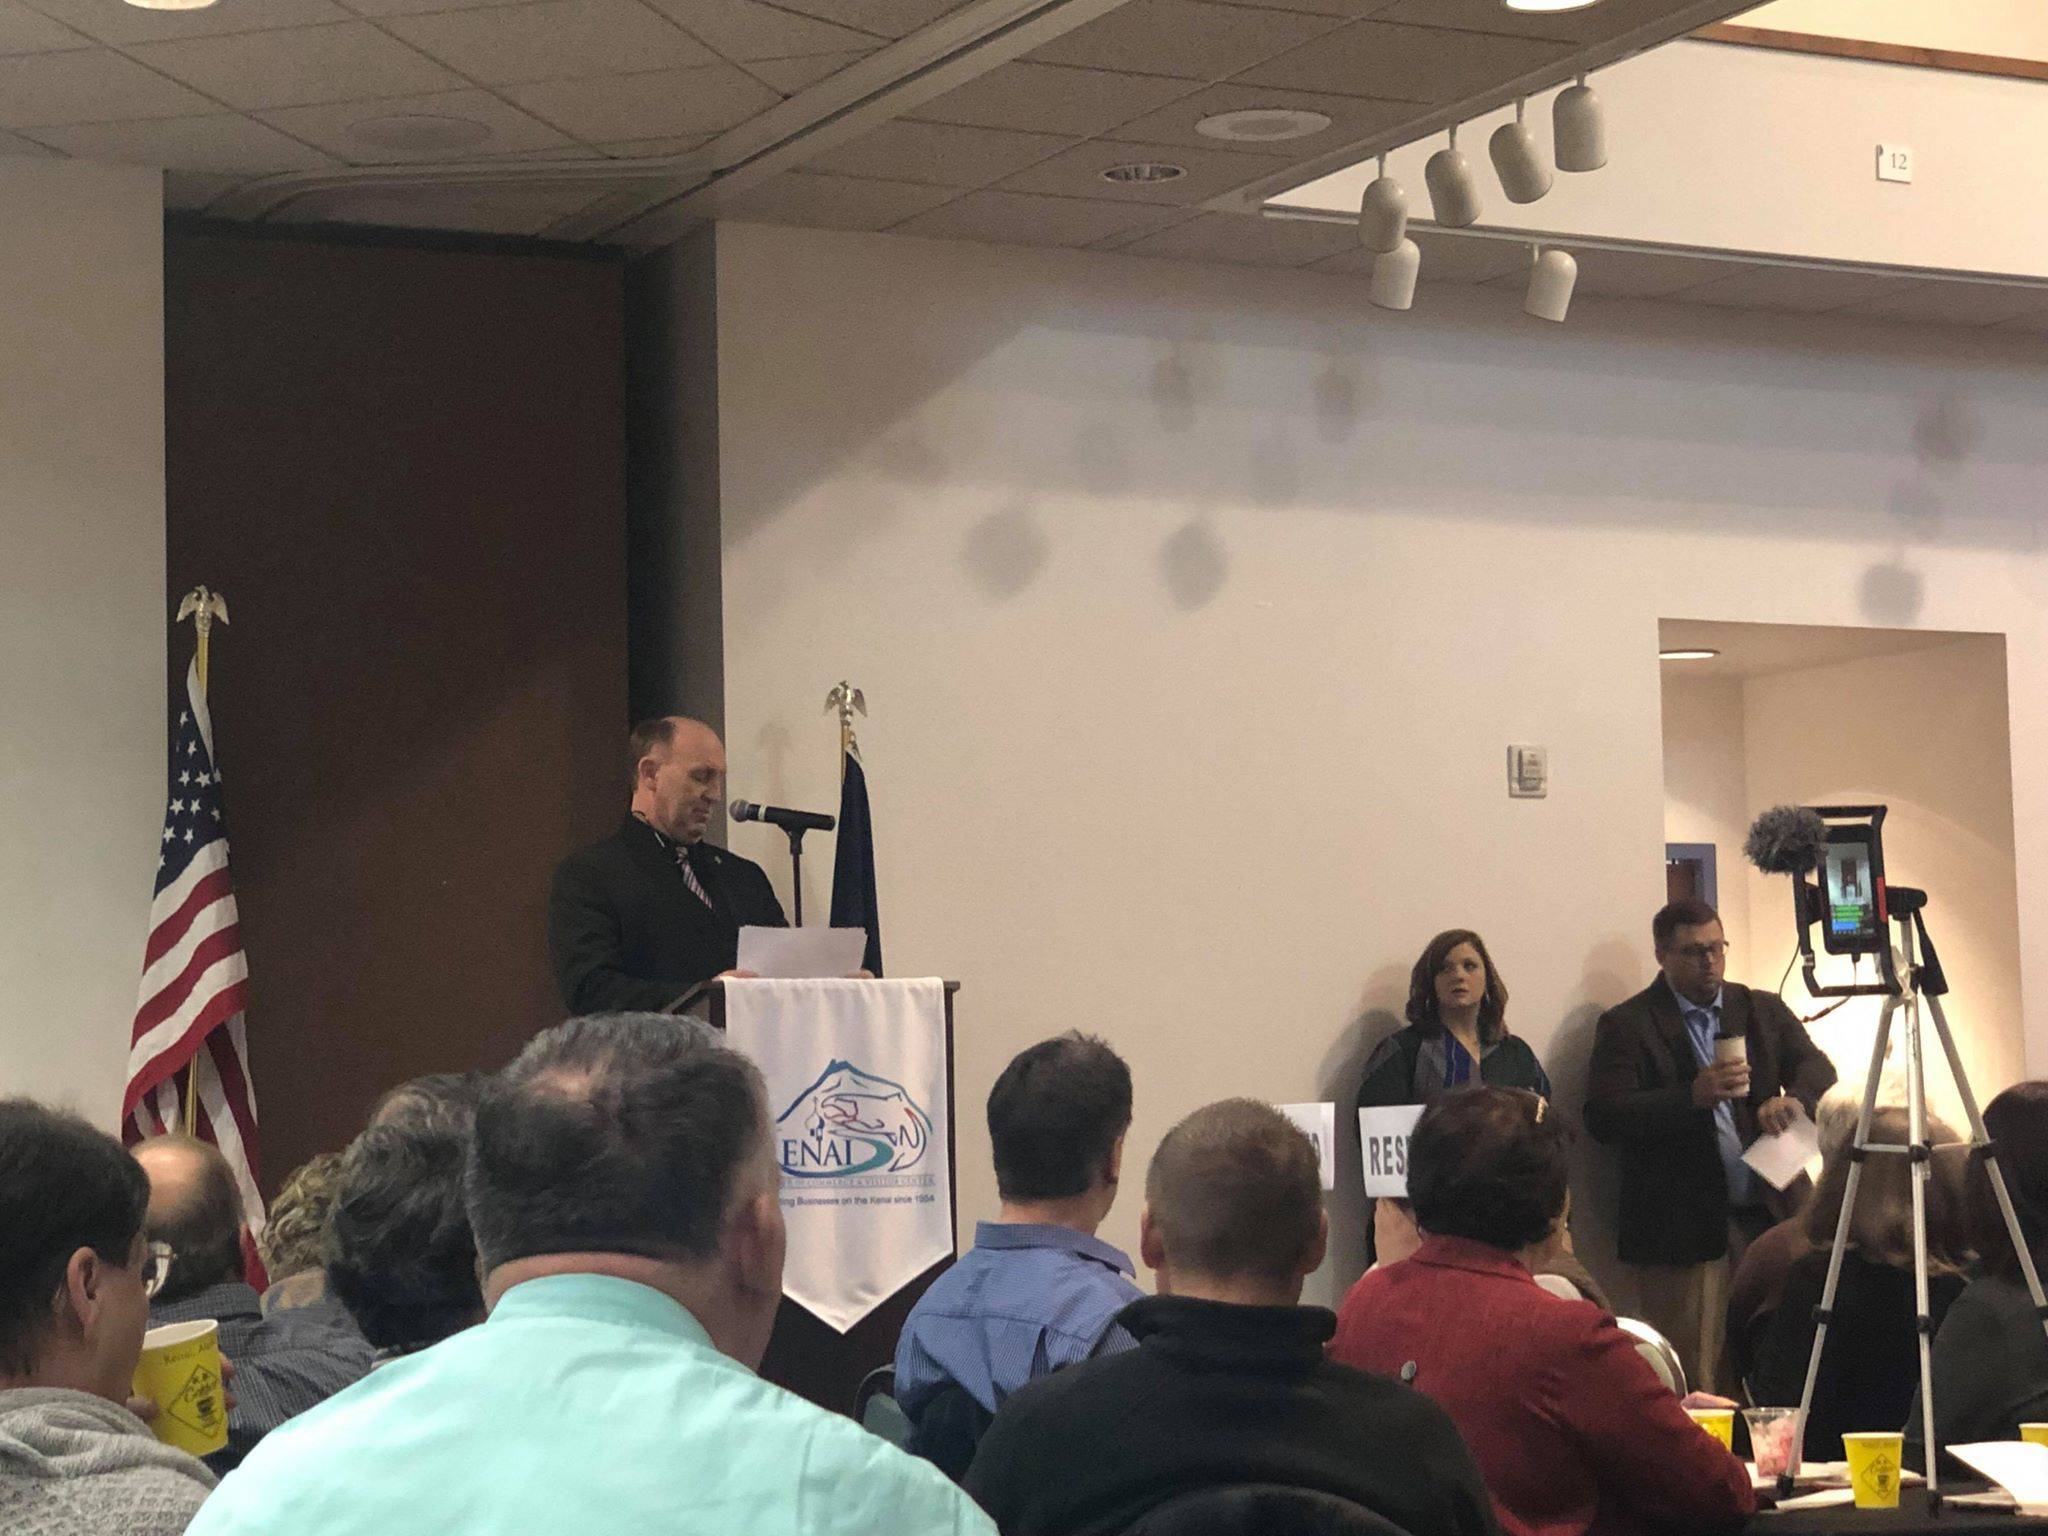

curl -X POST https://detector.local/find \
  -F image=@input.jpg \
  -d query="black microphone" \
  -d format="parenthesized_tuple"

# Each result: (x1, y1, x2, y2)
(730, 799, 835, 834)
(1743, 805, 1828, 876)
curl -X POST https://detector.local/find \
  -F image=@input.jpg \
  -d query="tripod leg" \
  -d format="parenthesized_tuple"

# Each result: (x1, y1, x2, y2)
(1903, 992, 1939, 1500)
(1783, 993, 1897, 1495)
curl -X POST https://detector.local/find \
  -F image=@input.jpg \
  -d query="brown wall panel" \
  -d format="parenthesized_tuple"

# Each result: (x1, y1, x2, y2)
(164, 226, 627, 1191)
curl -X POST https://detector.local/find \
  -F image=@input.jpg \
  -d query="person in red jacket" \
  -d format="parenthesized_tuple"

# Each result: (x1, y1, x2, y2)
(1330, 1088, 1754, 1536)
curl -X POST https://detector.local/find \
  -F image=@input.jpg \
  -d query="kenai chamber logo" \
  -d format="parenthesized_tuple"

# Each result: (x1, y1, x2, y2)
(776, 1060, 934, 1179)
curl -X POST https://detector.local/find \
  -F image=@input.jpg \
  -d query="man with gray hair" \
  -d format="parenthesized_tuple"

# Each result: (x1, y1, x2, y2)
(964, 1099, 1496, 1536)
(187, 1014, 992, 1536)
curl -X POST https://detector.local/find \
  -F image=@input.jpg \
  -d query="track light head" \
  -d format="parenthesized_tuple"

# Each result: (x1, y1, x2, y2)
(1553, 76, 1606, 173)
(1425, 130, 1482, 228)
(1357, 157, 1408, 253)
(1489, 101, 1552, 204)
(1369, 238, 1420, 312)
(1524, 246, 1577, 322)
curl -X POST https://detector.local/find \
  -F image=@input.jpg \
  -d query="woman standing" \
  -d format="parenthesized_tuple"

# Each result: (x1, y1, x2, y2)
(1356, 929, 1553, 1111)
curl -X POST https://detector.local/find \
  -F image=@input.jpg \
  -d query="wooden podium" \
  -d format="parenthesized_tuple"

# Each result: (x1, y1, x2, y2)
(698, 979, 960, 1415)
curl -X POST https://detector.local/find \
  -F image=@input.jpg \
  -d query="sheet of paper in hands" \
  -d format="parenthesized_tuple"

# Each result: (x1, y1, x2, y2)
(1742, 1104, 1822, 1191)
(1950, 1442, 2048, 1515)
(736, 925, 869, 979)
(1278, 1103, 1336, 1190)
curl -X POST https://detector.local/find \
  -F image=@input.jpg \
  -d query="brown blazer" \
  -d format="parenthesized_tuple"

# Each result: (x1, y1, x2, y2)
(1584, 979, 1836, 1266)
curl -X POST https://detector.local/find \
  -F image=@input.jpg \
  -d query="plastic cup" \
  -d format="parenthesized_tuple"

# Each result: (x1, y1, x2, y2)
(131, 1319, 228, 1457)
(2022, 1423, 2048, 1446)
(1743, 1408, 1798, 1478)
(1687, 1406, 1735, 1449)
(1842, 1431, 1904, 1510)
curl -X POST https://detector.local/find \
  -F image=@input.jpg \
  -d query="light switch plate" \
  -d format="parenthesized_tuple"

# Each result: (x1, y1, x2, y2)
(1877, 143, 1913, 184)
(1508, 744, 1548, 799)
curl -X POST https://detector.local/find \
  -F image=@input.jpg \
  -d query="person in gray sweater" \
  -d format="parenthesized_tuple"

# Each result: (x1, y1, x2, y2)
(0, 1099, 215, 1535)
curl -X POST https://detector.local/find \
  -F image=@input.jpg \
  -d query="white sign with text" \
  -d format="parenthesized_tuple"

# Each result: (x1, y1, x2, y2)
(1358, 1104, 1426, 1197)
(1277, 1102, 1337, 1190)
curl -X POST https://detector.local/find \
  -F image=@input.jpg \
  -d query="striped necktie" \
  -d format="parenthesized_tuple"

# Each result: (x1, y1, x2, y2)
(639, 816, 715, 910)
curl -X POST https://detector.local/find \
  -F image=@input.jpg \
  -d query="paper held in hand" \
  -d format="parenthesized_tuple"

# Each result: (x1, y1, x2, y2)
(737, 925, 868, 978)
(1741, 1103, 1822, 1191)
(1359, 1105, 1425, 1197)
(1277, 1103, 1336, 1190)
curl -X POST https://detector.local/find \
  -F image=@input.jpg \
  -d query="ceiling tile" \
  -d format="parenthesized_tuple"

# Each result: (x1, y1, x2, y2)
(1370, 0, 1687, 44)
(0, 1, 88, 53)
(334, 0, 532, 19)
(0, 123, 56, 152)
(889, 187, 1181, 247)
(1105, 80, 1412, 155)
(1026, 0, 1333, 82)
(1196, 0, 1401, 20)
(807, 118, 1072, 187)
(0, 48, 214, 125)
(742, 47, 867, 91)
(479, 140, 604, 156)
(256, 88, 573, 160)
(503, 59, 778, 139)
(1236, 19, 1570, 101)
(595, 132, 709, 155)
(127, 23, 466, 110)
(18, 0, 353, 45)
(769, 0, 964, 39)
(23, 111, 336, 171)
(993, 137, 1293, 205)
(1666, 265, 1920, 313)
(911, 61, 1199, 137)
(382, 0, 715, 85)
(1117, 208, 1359, 265)
(716, 167, 957, 229)
(1825, 278, 2048, 328)
(299, 178, 614, 232)
(163, 168, 246, 206)
(1314, 226, 1525, 283)
(640, 0, 877, 59)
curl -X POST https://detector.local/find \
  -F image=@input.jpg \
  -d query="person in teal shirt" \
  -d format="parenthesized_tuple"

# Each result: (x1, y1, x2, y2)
(188, 1015, 992, 1536)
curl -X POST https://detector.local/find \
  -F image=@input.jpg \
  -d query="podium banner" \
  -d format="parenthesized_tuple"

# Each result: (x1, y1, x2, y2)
(724, 977, 951, 1334)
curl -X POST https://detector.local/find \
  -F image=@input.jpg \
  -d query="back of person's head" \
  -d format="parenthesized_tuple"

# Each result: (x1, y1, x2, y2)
(988, 1033, 1132, 1203)
(133, 1134, 244, 1304)
(1974, 1082, 2048, 1283)
(328, 1111, 481, 1352)
(1407, 1088, 1569, 1252)
(368, 1071, 485, 1136)
(466, 1013, 769, 1269)
(1804, 1105, 1970, 1272)
(1143, 1099, 1324, 1287)
(259, 1151, 343, 1283)
(0, 1099, 150, 1389)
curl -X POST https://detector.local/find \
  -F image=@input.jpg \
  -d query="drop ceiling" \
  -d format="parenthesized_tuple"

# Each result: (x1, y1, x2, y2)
(0, 0, 1760, 244)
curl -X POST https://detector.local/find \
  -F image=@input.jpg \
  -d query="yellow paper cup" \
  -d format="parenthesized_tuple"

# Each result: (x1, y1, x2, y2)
(1842, 1432, 1904, 1510)
(1686, 1407, 1735, 1449)
(131, 1320, 227, 1458)
(2022, 1424, 2048, 1447)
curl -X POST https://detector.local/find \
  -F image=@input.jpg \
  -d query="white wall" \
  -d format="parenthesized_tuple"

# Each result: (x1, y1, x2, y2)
(0, 159, 167, 1128)
(1741, 0, 2048, 62)
(1660, 672, 1753, 968)
(706, 221, 2048, 1304)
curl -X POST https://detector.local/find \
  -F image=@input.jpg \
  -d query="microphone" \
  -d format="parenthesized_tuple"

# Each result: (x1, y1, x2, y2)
(1743, 805, 1828, 876)
(730, 799, 835, 834)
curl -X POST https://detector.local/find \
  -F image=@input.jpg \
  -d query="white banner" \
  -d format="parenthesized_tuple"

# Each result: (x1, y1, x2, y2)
(1358, 1104, 1425, 1197)
(723, 977, 951, 1334)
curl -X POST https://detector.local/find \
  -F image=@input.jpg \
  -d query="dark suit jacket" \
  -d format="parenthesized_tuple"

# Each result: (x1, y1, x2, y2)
(1584, 978, 1836, 1266)
(547, 816, 787, 1014)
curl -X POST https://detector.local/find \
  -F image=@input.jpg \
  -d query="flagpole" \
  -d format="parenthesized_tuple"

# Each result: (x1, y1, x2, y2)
(174, 585, 229, 1135)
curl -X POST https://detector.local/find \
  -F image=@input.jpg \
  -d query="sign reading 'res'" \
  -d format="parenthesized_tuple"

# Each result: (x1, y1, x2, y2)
(1358, 1104, 1425, 1198)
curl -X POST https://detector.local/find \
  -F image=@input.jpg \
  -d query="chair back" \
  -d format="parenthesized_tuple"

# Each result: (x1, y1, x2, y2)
(1615, 1316, 1688, 1397)
(854, 1365, 911, 1448)
(1122, 1484, 1413, 1536)
(905, 1378, 994, 1481)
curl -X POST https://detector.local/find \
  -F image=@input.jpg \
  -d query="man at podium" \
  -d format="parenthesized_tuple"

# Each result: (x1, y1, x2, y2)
(548, 717, 786, 1013)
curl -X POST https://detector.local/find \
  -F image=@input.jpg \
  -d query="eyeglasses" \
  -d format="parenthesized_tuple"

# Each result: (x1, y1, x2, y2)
(1672, 942, 1730, 963)
(140, 1240, 175, 1300)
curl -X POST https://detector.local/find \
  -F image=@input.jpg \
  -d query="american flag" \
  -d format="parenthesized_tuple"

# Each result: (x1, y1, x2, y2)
(123, 659, 265, 1247)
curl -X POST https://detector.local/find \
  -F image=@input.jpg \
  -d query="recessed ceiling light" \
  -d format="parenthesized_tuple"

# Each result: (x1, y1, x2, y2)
(1195, 108, 1333, 144)
(123, 0, 216, 11)
(1660, 647, 1721, 661)
(347, 114, 494, 154)
(1504, 0, 1602, 10)
(1102, 162, 1185, 184)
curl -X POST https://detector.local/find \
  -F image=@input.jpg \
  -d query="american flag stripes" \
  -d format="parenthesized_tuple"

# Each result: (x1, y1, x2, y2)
(123, 658, 265, 1245)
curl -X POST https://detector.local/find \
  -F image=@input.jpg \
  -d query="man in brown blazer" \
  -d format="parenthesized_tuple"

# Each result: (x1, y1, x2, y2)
(1586, 898, 1836, 1393)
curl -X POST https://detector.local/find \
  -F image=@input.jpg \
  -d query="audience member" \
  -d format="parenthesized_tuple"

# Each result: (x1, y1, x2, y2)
(325, 1082, 484, 1361)
(1358, 930, 1553, 1109)
(0, 1100, 214, 1535)
(187, 1014, 990, 1536)
(1585, 898, 1836, 1392)
(1370, 1195, 1610, 1310)
(1916, 1082, 2048, 1461)
(895, 1034, 1140, 1474)
(965, 1099, 1496, 1536)
(135, 1138, 370, 1469)
(1332, 1088, 1754, 1536)
(1750, 1106, 1970, 1460)
(256, 1154, 343, 1313)
(1724, 1091, 1859, 1392)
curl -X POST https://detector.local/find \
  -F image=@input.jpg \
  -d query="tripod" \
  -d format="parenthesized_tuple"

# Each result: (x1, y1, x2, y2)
(1780, 892, 2048, 1502)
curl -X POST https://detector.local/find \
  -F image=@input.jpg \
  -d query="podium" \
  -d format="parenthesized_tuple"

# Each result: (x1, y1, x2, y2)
(697, 979, 960, 1415)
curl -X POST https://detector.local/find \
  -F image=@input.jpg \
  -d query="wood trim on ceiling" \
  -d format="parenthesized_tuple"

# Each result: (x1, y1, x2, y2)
(1693, 22, 2048, 85)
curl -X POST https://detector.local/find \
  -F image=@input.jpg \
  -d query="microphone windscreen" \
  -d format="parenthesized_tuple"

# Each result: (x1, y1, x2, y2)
(728, 799, 757, 822)
(1744, 805, 1828, 875)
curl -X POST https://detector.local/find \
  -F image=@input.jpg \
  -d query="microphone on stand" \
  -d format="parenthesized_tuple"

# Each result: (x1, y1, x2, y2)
(730, 800, 835, 834)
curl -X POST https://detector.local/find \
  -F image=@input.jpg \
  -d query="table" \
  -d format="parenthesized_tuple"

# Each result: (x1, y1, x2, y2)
(1752, 1488, 2048, 1534)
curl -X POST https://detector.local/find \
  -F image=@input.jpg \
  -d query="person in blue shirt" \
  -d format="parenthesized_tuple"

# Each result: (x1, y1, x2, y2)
(188, 1014, 991, 1536)
(895, 1033, 1141, 1474)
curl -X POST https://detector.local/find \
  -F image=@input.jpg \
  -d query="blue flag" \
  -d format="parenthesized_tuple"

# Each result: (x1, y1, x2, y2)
(828, 749, 883, 976)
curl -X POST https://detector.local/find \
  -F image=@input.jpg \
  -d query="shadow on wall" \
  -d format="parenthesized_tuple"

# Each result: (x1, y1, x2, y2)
(1556, 937, 1650, 1313)
(1316, 961, 1410, 1298)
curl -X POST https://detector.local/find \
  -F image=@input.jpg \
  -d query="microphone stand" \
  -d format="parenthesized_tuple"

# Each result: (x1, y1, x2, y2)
(781, 825, 810, 926)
